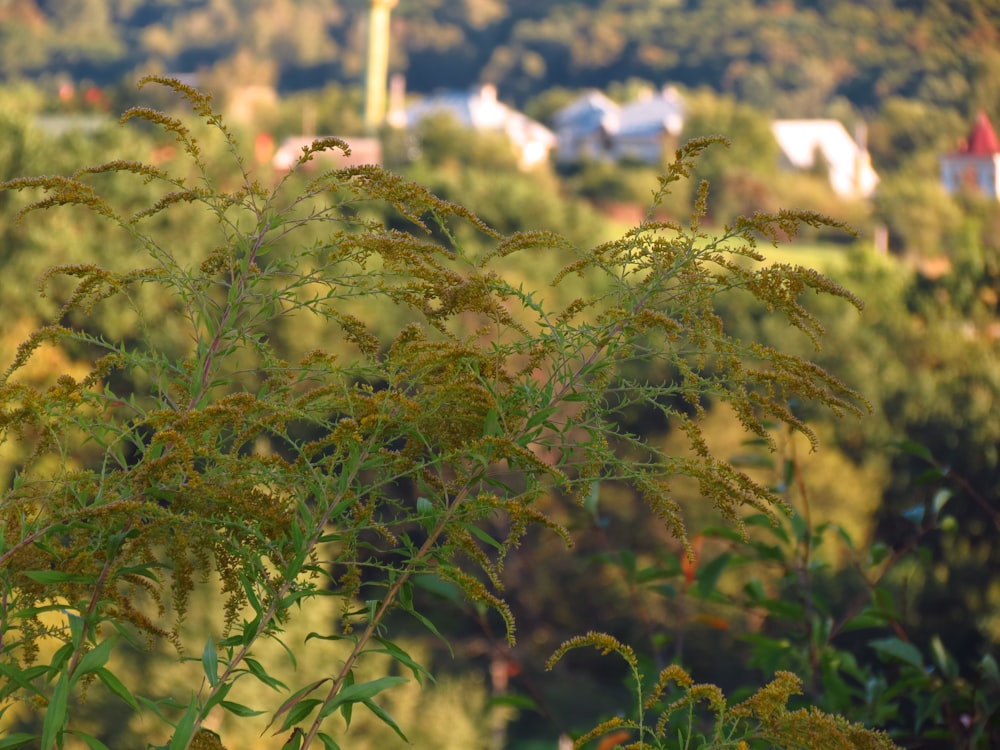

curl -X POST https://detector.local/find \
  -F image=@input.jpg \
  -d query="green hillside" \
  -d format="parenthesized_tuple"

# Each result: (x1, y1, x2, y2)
(2, 0, 999, 117)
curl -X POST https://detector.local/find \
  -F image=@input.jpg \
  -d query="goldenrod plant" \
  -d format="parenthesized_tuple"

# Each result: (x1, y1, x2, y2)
(547, 632, 897, 749)
(1, 77, 879, 749)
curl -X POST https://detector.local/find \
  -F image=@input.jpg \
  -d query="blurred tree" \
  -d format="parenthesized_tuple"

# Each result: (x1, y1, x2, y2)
(873, 173, 963, 256)
(868, 97, 965, 175)
(679, 91, 780, 223)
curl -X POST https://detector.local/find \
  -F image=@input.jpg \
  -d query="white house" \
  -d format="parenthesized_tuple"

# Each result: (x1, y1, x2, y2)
(396, 84, 556, 170)
(613, 86, 685, 164)
(771, 119, 879, 199)
(940, 110, 1000, 199)
(553, 85, 685, 166)
(552, 89, 619, 163)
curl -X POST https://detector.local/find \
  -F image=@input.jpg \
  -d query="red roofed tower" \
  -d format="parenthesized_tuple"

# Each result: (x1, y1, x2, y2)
(965, 110, 1000, 155)
(942, 110, 1000, 198)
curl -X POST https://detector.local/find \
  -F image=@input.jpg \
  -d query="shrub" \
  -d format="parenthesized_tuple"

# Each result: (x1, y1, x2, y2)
(0, 77, 886, 749)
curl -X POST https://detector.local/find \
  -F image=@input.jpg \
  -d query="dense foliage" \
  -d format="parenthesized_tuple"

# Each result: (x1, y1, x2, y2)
(3, 0, 1000, 119)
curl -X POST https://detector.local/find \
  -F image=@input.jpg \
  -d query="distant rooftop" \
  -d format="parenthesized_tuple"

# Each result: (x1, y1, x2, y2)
(959, 110, 1000, 155)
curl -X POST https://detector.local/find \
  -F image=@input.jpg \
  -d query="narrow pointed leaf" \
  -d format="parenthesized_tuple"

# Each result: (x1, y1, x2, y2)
(202, 639, 219, 687)
(167, 696, 199, 750)
(318, 676, 408, 719)
(95, 667, 139, 710)
(41, 673, 70, 750)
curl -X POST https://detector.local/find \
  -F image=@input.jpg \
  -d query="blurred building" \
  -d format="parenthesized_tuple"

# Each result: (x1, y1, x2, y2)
(940, 110, 1000, 199)
(393, 83, 556, 170)
(553, 85, 685, 165)
(771, 119, 879, 199)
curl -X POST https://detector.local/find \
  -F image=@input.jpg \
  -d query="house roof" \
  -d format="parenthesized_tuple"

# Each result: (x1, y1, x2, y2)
(616, 86, 684, 137)
(961, 110, 1000, 155)
(552, 90, 618, 132)
(553, 85, 684, 138)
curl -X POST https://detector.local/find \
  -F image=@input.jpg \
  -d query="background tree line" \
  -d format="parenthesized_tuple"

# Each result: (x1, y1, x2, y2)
(2, 0, 1000, 120)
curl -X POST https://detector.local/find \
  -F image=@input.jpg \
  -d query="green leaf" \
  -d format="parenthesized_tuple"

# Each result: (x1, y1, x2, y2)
(0, 663, 46, 700)
(220, 700, 266, 717)
(361, 698, 408, 742)
(71, 638, 117, 685)
(244, 657, 287, 691)
(930, 635, 958, 681)
(745, 513, 788, 543)
(167, 696, 199, 750)
(373, 638, 433, 685)
(695, 553, 731, 599)
(280, 729, 304, 750)
(202, 638, 219, 687)
(41, 673, 70, 750)
(0, 734, 37, 750)
(487, 693, 538, 710)
(702, 524, 743, 543)
(837, 608, 891, 632)
(240, 572, 262, 613)
(762, 599, 805, 620)
(48, 643, 75, 674)
(278, 699, 323, 733)
(318, 676, 408, 720)
(866, 542, 891, 567)
(743, 579, 767, 604)
(788, 511, 807, 542)
(340, 671, 355, 729)
(617, 549, 637, 576)
(463, 522, 505, 552)
(67, 612, 85, 647)
(202, 681, 232, 715)
(834, 524, 857, 550)
(525, 406, 557, 431)
(95, 668, 139, 710)
(870, 637, 924, 670)
(893, 439, 934, 462)
(305, 632, 351, 643)
(317, 732, 342, 750)
(483, 408, 501, 437)
(782, 458, 795, 491)
(137, 695, 175, 724)
(931, 487, 953, 516)
(22, 571, 94, 585)
(411, 574, 462, 604)
(269, 679, 329, 734)
(980, 654, 1000, 685)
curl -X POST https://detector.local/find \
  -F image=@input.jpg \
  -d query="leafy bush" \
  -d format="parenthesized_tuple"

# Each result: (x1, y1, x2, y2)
(1, 77, 885, 749)
(580, 429, 1000, 748)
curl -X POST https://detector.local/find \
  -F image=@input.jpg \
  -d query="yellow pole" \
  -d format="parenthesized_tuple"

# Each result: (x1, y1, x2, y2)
(365, 0, 398, 132)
